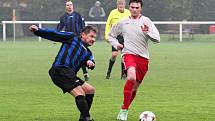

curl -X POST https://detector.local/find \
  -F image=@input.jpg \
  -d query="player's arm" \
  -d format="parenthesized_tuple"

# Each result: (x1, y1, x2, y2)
(108, 23, 123, 50)
(86, 58, 95, 70)
(85, 49, 95, 70)
(29, 25, 74, 43)
(105, 11, 113, 41)
(144, 18, 160, 43)
(81, 16, 85, 28)
(100, 7, 106, 17)
(88, 8, 95, 18)
(56, 16, 65, 31)
(78, 14, 85, 34)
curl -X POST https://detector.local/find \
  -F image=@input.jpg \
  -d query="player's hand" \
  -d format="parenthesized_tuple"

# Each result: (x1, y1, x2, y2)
(29, 25, 38, 32)
(116, 44, 124, 50)
(141, 24, 149, 33)
(86, 60, 95, 69)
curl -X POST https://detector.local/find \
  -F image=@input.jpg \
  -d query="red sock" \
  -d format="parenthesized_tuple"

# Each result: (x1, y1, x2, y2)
(122, 80, 135, 109)
(129, 90, 137, 105)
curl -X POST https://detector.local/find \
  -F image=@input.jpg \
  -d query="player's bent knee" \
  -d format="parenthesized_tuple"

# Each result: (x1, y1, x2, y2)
(88, 86, 95, 94)
(127, 74, 136, 80)
(82, 83, 95, 94)
(112, 52, 118, 57)
(127, 67, 136, 81)
(70, 86, 86, 97)
(127, 76, 136, 81)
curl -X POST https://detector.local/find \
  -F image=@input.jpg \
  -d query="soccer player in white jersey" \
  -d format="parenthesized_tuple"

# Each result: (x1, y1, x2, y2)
(108, 0, 160, 120)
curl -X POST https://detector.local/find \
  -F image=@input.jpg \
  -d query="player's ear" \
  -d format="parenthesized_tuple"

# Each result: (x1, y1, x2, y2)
(80, 32, 84, 37)
(81, 32, 86, 39)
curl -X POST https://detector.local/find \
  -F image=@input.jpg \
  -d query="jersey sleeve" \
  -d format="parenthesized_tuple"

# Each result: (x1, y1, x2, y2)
(34, 28, 75, 43)
(56, 16, 65, 31)
(85, 48, 95, 70)
(81, 17, 85, 28)
(145, 17, 160, 43)
(105, 11, 113, 40)
(78, 14, 85, 34)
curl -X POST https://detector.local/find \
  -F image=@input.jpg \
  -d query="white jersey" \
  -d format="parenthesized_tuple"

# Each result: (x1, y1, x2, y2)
(108, 15, 160, 59)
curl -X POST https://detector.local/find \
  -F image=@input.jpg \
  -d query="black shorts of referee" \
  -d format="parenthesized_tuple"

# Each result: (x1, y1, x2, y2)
(112, 35, 124, 51)
(49, 66, 85, 93)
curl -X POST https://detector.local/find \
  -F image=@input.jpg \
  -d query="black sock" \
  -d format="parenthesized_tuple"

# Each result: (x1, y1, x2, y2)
(82, 66, 88, 74)
(121, 62, 125, 76)
(85, 94, 94, 111)
(107, 59, 115, 75)
(75, 95, 90, 117)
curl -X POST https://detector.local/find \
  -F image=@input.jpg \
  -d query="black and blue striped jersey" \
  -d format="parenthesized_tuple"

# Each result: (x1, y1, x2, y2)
(56, 11, 85, 35)
(34, 28, 94, 73)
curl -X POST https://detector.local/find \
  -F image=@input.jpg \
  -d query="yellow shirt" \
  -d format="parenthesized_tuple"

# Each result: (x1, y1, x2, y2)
(105, 9, 130, 40)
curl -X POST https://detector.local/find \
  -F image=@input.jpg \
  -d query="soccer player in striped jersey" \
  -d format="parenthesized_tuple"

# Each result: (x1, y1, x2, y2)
(105, 0, 130, 79)
(29, 25, 96, 121)
(56, 1, 89, 81)
(108, 0, 160, 120)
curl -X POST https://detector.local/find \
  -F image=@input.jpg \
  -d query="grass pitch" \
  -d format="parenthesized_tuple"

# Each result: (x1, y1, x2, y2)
(0, 36, 215, 121)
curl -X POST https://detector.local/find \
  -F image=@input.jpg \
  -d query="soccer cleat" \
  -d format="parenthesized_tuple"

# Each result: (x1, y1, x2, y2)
(84, 73, 89, 81)
(79, 117, 94, 121)
(117, 109, 128, 121)
(106, 73, 111, 79)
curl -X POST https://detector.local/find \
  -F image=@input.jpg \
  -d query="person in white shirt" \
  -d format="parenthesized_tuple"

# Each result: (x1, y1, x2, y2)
(108, 0, 160, 120)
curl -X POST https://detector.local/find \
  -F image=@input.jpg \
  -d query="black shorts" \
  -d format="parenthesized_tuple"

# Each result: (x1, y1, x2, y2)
(49, 66, 85, 93)
(112, 35, 124, 52)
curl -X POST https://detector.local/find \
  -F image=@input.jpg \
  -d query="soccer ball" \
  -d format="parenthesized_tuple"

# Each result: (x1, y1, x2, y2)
(139, 111, 156, 121)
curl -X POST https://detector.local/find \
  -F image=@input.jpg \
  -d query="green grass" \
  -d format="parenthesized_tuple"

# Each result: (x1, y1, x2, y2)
(0, 36, 215, 121)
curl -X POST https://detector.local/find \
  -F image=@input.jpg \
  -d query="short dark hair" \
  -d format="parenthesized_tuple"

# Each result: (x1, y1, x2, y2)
(129, 0, 143, 7)
(81, 26, 97, 34)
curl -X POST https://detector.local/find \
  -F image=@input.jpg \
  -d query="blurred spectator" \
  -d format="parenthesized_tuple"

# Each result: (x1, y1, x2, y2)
(89, 1, 106, 20)
(89, 1, 106, 40)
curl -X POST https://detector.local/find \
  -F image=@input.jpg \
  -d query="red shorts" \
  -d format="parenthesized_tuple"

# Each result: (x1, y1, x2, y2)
(122, 54, 149, 83)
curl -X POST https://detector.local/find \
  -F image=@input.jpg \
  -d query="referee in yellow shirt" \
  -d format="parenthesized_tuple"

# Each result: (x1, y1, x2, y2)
(105, 0, 130, 79)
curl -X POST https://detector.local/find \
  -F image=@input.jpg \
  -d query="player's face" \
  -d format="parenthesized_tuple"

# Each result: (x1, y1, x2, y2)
(129, 2, 142, 19)
(117, 1, 125, 12)
(65, 1, 73, 13)
(82, 31, 96, 46)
